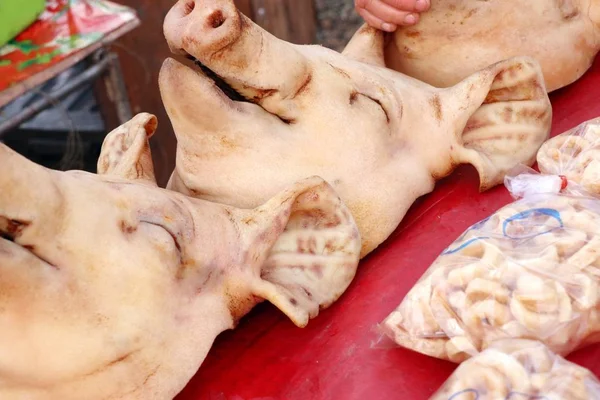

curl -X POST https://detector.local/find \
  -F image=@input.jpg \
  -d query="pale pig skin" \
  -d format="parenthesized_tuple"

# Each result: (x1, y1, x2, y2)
(160, 0, 553, 257)
(0, 114, 361, 399)
(387, 0, 600, 92)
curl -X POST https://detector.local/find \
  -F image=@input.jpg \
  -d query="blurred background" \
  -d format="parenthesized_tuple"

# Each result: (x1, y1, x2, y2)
(0, 0, 363, 187)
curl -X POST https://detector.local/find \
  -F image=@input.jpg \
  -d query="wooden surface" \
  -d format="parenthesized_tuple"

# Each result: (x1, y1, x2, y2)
(247, 0, 317, 44)
(234, 0, 253, 17)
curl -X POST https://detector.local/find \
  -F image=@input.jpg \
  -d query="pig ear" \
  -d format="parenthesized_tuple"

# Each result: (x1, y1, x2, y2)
(342, 24, 386, 67)
(243, 177, 361, 328)
(443, 57, 552, 191)
(97, 113, 158, 185)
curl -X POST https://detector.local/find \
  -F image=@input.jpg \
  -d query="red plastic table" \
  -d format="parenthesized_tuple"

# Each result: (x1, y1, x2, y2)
(177, 57, 600, 400)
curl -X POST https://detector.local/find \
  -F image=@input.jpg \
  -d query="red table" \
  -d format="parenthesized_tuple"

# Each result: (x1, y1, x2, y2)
(177, 57, 600, 400)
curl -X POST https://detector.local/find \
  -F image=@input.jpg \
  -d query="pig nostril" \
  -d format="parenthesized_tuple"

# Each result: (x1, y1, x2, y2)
(183, 1, 195, 15)
(208, 10, 226, 28)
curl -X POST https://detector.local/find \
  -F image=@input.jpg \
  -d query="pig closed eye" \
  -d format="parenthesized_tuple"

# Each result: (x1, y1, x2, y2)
(349, 90, 390, 123)
(139, 221, 183, 256)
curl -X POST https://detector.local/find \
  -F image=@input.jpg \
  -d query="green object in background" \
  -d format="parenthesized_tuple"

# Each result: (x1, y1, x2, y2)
(0, 0, 46, 48)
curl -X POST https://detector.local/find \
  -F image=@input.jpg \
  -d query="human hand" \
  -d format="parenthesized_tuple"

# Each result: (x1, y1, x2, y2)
(355, 0, 430, 32)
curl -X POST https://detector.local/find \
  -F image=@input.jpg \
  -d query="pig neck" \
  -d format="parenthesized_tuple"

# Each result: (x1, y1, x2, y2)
(179, 293, 234, 346)
(162, 293, 236, 399)
(176, 201, 268, 329)
(141, 292, 237, 400)
(401, 95, 458, 190)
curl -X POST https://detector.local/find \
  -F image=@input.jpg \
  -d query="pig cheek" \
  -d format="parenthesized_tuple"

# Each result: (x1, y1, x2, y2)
(336, 109, 394, 155)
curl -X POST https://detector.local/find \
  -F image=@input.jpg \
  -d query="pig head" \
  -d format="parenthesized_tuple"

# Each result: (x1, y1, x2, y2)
(160, 0, 552, 258)
(387, 0, 600, 92)
(0, 114, 360, 400)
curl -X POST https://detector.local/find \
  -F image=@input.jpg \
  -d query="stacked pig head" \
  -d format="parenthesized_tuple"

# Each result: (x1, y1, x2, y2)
(0, 114, 361, 400)
(388, 0, 600, 92)
(159, 0, 553, 258)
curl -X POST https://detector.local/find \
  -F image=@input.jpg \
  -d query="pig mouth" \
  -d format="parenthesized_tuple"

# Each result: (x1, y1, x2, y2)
(0, 218, 58, 269)
(185, 54, 250, 104)
(171, 52, 295, 123)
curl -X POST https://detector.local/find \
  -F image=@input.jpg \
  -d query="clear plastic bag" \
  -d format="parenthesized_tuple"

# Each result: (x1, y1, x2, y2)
(379, 190, 600, 363)
(537, 117, 600, 195)
(430, 339, 600, 400)
(379, 117, 600, 364)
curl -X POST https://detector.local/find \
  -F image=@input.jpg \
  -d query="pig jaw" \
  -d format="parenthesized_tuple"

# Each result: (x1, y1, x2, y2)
(0, 293, 233, 400)
(153, 294, 235, 400)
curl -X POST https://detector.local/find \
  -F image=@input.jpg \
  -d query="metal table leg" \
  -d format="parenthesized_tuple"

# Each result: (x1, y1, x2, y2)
(0, 49, 133, 138)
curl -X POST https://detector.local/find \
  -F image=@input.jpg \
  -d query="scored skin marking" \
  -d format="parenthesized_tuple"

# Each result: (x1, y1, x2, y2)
(256, 191, 356, 313)
(430, 93, 443, 122)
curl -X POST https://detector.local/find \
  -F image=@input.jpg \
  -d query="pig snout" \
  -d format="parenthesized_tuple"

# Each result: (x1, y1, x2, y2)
(164, 0, 242, 57)
(163, 0, 311, 120)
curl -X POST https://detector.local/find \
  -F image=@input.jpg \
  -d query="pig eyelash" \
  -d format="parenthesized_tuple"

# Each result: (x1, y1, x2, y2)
(140, 221, 183, 256)
(351, 91, 391, 123)
(366, 96, 390, 123)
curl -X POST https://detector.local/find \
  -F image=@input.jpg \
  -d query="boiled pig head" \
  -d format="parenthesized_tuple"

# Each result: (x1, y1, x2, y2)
(0, 114, 360, 400)
(388, 0, 600, 92)
(160, 0, 553, 258)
